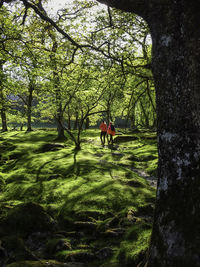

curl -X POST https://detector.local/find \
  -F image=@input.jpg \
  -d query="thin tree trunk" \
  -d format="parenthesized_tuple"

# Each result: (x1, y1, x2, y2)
(0, 64, 7, 132)
(55, 103, 66, 140)
(85, 117, 89, 130)
(67, 107, 71, 130)
(26, 83, 33, 132)
(73, 112, 78, 130)
(140, 99, 149, 128)
(1, 108, 7, 132)
(129, 114, 136, 129)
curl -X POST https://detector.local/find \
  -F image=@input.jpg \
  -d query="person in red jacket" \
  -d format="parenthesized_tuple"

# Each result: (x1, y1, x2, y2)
(99, 120, 107, 145)
(107, 121, 115, 145)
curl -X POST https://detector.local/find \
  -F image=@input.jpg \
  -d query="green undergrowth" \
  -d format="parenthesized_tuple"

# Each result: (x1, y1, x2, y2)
(0, 129, 157, 267)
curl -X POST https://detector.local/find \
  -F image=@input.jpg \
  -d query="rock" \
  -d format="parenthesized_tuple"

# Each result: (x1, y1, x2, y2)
(0, 202, 56, 236)
(95, 247, 113, 260)
(2, 236, 37, 263)
(6, 260, 80, 267)
(45, 238, 72, 254)
(0, 241, 7, 267)
(103, 228, 125, 238)
(111, 152, 124, 158)
(74, 221, 97, 232)
(136, 204, 154, 217)
(75, 210, 103, 220)
(64, 263, 85, 267)
(128, 155, 140, 161)
(105, 216, 120, 228)
(56, 250, 95, 263)
(71, 251, 95, 262)
(127, 180, 143, 187)
(48, 174, 63, 180)
(25, 232, 48, 258)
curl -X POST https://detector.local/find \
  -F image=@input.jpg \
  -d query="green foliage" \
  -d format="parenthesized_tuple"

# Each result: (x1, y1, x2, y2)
(0, 0, 154, 134)
(0, 1, 156, 265)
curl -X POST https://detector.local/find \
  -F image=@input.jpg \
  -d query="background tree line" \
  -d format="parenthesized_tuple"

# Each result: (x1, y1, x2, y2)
(0, 0, 154, 148)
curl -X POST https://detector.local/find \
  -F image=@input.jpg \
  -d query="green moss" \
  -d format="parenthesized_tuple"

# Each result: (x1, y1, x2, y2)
(0, 129, 157, 266)
(55, 248, 93, 262)
(118, 222, 152, 266)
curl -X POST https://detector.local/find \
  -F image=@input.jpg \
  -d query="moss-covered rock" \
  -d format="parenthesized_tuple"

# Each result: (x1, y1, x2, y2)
(0, 202, 56, 237)
(55, 249, 95, 262)
(2, 235, 37, 263)
(45, 238, 72, 254)
(6, 260, 70, 267)
(95, 247, 113, 260)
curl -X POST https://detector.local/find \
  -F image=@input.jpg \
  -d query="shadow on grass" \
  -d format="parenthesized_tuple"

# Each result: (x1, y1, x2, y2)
(0, 130, 156, 222)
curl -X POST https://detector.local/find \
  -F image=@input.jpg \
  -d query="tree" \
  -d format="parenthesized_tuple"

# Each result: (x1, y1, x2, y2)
(2, 0, 199, 264)
(96, 1, 200, 266)
(0, 62, 8, 131)
(0, 6, 21, 131)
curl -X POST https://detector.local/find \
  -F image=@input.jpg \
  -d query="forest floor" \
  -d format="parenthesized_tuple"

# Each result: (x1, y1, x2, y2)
(0, 129, 157, 267)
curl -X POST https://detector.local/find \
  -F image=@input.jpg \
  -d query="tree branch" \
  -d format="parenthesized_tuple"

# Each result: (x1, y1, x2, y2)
(20, 0, 82, 48)
(96, 0, 148, 18)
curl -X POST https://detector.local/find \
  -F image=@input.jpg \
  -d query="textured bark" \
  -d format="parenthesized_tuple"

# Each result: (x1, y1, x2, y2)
(97, 0, 148, 18)
(97, 0, 200, 266)
(148, 2, 200, 266)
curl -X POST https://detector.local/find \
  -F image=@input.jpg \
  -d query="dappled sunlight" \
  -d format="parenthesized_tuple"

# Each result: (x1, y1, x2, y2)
(0, 129, 157, 266)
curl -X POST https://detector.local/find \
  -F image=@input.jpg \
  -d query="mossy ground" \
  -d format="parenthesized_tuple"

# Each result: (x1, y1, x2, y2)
(0, 129, 157, 267)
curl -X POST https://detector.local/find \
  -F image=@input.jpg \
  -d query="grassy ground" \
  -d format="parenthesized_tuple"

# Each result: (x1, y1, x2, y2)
(0, 129, 157, 267)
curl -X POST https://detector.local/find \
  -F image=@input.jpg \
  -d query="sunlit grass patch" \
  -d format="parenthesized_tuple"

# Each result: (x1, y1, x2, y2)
(118, 222, 152, 266)
(0, 128, 157, 266)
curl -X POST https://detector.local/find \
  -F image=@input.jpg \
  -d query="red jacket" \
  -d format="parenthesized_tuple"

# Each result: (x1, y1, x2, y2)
(100, 122, 107, 132)
(107, 123, 115, 136)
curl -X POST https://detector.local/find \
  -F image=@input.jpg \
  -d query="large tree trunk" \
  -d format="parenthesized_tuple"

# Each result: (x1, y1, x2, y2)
(97, 1, 200, 266)
(147, 3, 200, 266)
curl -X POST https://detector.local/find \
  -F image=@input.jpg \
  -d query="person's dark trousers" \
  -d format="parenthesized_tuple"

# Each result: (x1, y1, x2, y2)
(109, 135, 113, 145)
(100, 131, 106, 144)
